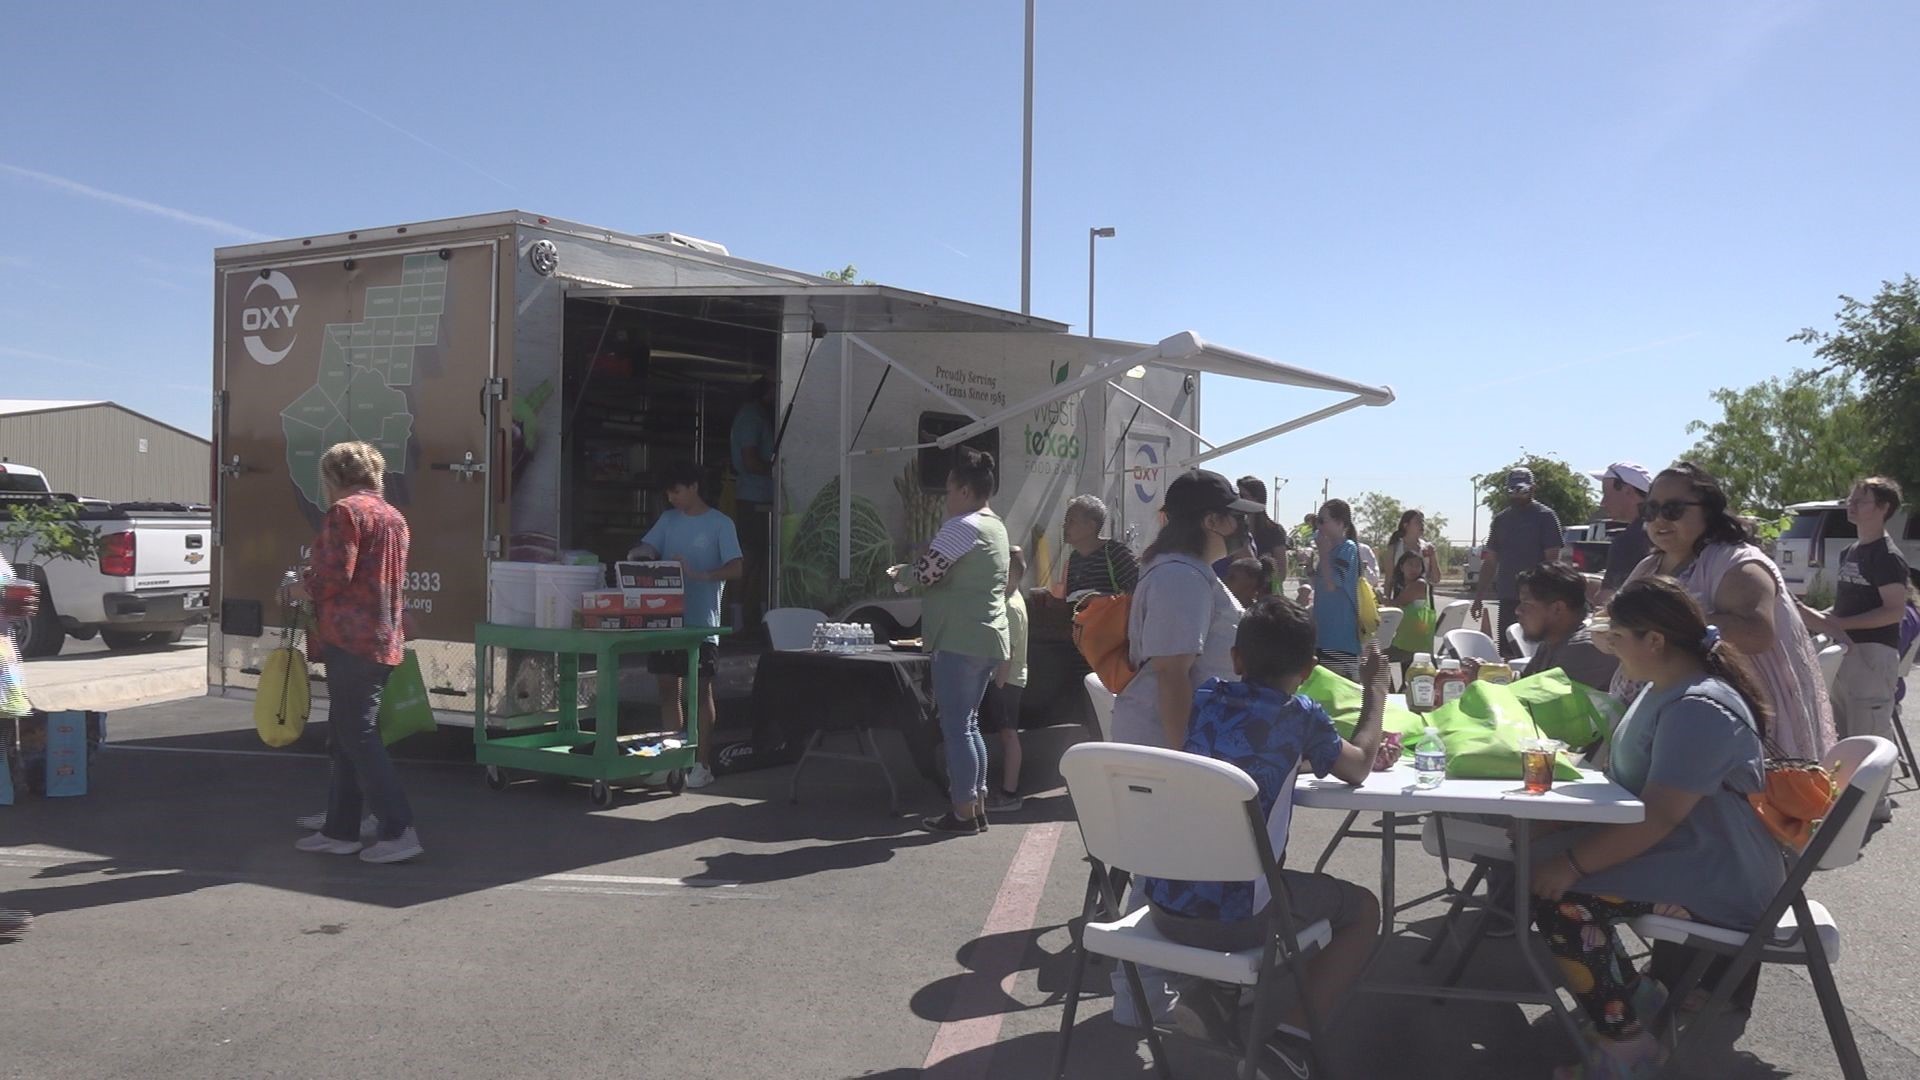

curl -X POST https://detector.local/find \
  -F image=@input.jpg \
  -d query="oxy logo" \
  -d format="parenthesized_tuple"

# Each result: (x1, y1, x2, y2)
(1131, 442, 1163, 505)
(241, 271, 300, 366)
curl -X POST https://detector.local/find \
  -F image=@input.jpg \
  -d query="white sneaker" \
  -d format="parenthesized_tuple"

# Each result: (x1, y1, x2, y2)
(358, 827, 424, 864)
(294, 812, 378, 838)
(685, 764, 715, 789)
(294, 832, 363, 856)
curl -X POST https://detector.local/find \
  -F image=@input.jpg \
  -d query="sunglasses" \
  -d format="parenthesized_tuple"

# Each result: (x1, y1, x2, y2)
(1641, 499, 1702, 522)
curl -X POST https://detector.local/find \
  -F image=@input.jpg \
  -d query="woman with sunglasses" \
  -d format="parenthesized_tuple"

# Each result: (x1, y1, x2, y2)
(1608, 462, 1834, 760)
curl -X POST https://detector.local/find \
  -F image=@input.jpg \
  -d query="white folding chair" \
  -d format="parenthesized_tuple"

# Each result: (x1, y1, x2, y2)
(1373, 606, 1404, 651)
(1055, 743, 1331, 1080)
(1894, 633, 1920, 779)
(1817, 643, 1846, 694)
(1083, 672, 1116, 741)
(1634, 736, 1897, 1080)
(1505, 622, 1536, 660)
(1433, 599, 1476, 640)
(764, 607, 828, 651)
(1440, 628, 1501, 662)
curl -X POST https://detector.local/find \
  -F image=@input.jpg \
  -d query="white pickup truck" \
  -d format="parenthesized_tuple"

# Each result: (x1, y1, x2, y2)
(0, 463, 212, 657)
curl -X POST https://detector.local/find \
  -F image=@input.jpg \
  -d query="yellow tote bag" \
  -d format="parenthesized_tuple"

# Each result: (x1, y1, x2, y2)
(255, 646, 310, 747)
(1357, 577, 1381, 637)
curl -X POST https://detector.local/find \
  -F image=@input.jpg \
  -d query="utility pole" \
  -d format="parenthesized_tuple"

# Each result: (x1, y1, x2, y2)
(1020, 0, 1034, 314)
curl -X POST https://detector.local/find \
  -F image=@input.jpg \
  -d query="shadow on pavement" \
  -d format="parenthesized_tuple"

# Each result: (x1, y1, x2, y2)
(3, 721, 962, 918)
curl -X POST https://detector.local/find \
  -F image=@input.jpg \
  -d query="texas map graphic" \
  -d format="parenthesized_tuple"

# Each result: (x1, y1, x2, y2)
(280, 254, 445, 509)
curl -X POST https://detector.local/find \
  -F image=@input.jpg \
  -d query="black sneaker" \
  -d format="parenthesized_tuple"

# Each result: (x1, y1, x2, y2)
(1261, 1030, 1315, 1079)
(921, 812, 980, 836)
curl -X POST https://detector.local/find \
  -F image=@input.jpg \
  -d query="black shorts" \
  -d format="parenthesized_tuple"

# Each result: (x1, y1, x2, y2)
(645, 642, 718, 678)
(978, 684, 1024, 734)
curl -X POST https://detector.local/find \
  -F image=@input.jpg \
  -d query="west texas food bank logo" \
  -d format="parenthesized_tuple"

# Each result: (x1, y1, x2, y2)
(241, 271, 300, 366)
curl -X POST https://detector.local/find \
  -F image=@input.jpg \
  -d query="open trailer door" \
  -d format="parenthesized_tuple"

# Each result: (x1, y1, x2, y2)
(213, 241, 503, 696)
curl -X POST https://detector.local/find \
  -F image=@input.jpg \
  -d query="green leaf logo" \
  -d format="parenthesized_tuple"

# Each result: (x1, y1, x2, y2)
(1054, 362, 1069, 385)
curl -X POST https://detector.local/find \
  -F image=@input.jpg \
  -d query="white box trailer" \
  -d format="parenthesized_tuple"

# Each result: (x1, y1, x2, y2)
(210, 211, 1391, 719)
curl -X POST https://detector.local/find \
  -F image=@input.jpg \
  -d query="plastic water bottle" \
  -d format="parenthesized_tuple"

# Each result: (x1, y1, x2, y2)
(1414, 727, 1447, 790)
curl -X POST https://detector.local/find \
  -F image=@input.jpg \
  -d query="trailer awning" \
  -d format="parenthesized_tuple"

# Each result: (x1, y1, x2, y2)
(930, 331, 1394, 470)
(568, 284, 1068, 335)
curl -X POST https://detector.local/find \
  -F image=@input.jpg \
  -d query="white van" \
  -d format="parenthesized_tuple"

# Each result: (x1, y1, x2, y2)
(1775, 499, 1920, 600)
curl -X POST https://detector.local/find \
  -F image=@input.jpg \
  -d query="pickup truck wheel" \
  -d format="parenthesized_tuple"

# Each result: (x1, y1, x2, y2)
(68, 627, 97, 641)
(149, 628, 186, 645)
(100, 629, 154, 651)
(13, 565, 63, 658)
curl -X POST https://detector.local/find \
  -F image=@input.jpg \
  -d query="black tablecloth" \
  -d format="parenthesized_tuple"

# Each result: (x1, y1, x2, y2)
(750, 649, 941, 780)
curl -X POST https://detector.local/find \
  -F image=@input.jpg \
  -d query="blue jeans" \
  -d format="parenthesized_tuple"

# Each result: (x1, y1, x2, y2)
(931, 650, 996, 808)
(323, 646, 413, 842)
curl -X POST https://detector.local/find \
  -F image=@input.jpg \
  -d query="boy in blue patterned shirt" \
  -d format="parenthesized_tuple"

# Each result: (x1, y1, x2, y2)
(1141, 597, 1386, 1065)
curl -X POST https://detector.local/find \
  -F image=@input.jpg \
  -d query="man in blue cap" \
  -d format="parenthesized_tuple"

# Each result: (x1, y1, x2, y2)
(1471, 466, 1563, 659)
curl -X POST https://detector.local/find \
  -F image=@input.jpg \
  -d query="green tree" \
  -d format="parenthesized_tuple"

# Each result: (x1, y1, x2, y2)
(0, 502, 102, 566)
(1474, 453, 1596, 526)
(1683, 369, 1867, 518)
(1351, 491, 1450, 548)
(1792, 274, 1920, 487)
(820, 264, 876, 284)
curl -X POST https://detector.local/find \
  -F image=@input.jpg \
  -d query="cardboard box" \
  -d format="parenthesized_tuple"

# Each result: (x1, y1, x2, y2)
(580, 589, 630, 612)
(575, 613, 689, 631)
(625, 614, 685, 630)
(579, 590, 685, 617)
(616, 560, 685, 592)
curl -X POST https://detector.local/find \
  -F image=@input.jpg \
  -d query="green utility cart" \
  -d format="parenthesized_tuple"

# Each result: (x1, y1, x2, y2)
(472, 622, 728, 807)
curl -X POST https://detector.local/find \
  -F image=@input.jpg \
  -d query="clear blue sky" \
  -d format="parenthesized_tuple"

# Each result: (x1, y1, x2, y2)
(3, 1, 1915, 540)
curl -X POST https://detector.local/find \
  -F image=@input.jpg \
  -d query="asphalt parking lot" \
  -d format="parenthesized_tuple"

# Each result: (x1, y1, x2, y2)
(2, 690, 1916, 1079)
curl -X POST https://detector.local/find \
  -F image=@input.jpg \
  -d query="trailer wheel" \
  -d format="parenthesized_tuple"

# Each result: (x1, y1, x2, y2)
(589, 780, 613, 807)
(484, 766, 509, 791)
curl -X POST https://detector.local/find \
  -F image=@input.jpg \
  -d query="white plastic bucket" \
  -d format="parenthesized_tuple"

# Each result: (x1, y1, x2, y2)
(535, 563, 606, 628)
(487, 562, 542, 627)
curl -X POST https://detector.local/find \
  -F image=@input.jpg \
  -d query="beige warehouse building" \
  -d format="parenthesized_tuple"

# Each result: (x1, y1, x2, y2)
(0, 399, 209, 504)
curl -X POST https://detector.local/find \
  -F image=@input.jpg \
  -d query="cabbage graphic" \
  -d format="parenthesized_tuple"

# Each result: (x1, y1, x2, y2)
(781, 478, 897, 614)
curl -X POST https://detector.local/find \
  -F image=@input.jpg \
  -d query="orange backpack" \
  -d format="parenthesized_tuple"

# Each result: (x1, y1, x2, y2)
(1072, 592, 1136, 693)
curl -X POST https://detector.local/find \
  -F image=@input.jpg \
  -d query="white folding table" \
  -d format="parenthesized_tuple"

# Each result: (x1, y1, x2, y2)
(1293, 763, 1644, 1049)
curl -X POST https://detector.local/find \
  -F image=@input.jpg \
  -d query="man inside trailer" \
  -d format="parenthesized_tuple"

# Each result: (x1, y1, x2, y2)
(629, 463, 744, 789)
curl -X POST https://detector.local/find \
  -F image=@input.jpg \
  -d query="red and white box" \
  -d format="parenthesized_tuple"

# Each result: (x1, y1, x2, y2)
(579, 590, 685, 617)
(616, 560, 685, 593)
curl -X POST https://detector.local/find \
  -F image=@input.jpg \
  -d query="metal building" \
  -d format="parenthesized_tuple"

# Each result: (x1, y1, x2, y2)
(0, 400, 209, 504)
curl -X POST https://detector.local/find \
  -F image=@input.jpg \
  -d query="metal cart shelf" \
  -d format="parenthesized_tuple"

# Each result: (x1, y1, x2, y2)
(472, 622, 729, 806)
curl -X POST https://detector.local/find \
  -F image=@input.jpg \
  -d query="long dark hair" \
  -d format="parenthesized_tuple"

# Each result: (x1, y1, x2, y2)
(1608, 576, 1770, 739)
(1391, 552, 1426, 596)
(1143, 512, 1213, 565)
(1319, 498, 1357, 543)
(1658, 461, 1751, 553)
(1388, 508, 1424, 550)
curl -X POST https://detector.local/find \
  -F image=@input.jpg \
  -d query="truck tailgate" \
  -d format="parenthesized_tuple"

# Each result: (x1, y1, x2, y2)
(115, 516, 213, 584)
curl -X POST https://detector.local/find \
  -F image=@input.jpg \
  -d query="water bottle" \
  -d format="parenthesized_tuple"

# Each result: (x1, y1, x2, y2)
(1414, 727, 1447, 790)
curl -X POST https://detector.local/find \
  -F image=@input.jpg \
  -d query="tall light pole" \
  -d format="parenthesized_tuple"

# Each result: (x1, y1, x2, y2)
(1020, 0, 1034, 314)
(1086, 226, 1115, 336)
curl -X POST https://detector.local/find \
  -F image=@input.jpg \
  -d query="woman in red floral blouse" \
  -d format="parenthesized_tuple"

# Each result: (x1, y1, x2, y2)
(288, 441, 422, 864)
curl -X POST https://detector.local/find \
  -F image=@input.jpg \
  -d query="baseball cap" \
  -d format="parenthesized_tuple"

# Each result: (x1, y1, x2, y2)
(1164, 469, 1266, 517)
(1505, 467, 1535, 494)
(1589, 461, 1653, 493)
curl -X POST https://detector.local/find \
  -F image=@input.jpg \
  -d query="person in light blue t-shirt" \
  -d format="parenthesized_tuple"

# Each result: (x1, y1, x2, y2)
(629, 463, 743, 789)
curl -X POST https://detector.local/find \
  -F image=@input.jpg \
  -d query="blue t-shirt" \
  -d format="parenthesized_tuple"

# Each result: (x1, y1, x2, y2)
(639, 508, 744, 644)
(730, 403, 776, 506)
(1143, 679, 1344, 921)
(1313, 539, 1361, 654)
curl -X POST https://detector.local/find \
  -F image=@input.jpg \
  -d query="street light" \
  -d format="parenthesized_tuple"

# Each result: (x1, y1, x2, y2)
(1087, 226, 1115, 337)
